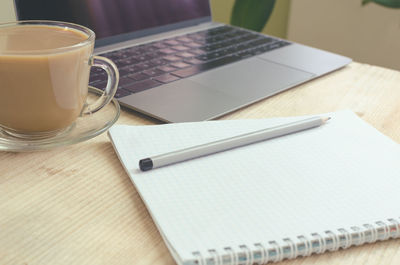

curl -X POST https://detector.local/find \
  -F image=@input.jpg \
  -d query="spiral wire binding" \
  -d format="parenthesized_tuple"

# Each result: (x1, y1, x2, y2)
(189, 218, 400, 265)
(240, 245, 252, 265)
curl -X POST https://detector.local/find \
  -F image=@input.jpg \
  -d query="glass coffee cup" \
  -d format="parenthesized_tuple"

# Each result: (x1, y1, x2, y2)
(0, 20, 119, 139)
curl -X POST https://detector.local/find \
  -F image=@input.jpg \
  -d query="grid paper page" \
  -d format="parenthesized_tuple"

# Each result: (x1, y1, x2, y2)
(108, 110, 400, 265)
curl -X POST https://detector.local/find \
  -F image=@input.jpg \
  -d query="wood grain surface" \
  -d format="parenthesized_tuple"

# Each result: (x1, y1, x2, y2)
(1, 62, 400, 265)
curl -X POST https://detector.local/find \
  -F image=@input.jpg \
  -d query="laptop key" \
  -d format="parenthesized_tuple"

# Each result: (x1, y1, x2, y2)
(170, 62, 191, 69)
(200, 46, 214, 52)
(172, 55, 239, 78)
(114, 88, 131, 98)
(277, 41, 291, 48)
(190, 49, 206, 55)
(237, 34, 259, 43)
(124, 79, 162, 93)
(123, 50, 141, 57)
(119, 76, 136, 86)
(115, 59, 136, 68)
(184, 58, 203, 65)
(157, 65, 177, 72)
(184, 42, 202, 48)
(163, 55, 181, 62)
(117, 68, 130, 77)
(256, 41, 291, 53)
(175, 51, 195, 58)
(142, 68, 165, 77)
(153, 74, 181, 84)
(196, 51, 224, 62)
(123, 65, 143, 74)
(159, 48, 175, 54)
(129, 72, 150, 81)
(172, 45, 190, 52)
(150, 58, 168, 66)
(237, 50, 254, 59)
(248, 37, 275, 47)
(133, 54, 154, 62)
(136, 62, 153, 70)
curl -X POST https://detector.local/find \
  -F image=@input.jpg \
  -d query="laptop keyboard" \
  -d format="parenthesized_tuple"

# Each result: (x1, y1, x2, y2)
(89, 25, 291, 98)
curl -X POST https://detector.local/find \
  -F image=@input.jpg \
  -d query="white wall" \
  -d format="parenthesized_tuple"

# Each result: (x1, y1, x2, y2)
(288, 0, 400, 70)
(0, 0, 16, 22)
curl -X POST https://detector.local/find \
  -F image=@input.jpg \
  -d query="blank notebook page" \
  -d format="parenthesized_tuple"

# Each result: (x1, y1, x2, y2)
(108, 110, 400, 265)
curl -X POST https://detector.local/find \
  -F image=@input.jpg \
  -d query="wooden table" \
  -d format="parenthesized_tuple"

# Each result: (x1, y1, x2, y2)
(1, 62, 400, 265)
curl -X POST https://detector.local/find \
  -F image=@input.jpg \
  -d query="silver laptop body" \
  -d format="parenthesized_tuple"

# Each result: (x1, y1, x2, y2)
(14, 0, 351, 123)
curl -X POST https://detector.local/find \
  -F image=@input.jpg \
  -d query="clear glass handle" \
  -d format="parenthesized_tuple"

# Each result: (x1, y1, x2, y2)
(81, 55, 119, 115)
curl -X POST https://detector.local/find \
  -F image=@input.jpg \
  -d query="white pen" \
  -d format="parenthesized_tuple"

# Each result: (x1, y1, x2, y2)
(139, 116, 330, 171)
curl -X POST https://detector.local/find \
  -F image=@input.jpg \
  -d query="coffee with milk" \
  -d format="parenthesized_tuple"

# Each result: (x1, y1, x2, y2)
(0, 21, 118, 139)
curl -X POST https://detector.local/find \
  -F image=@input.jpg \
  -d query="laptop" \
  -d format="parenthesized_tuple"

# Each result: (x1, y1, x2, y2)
(14, 0, 351, 123)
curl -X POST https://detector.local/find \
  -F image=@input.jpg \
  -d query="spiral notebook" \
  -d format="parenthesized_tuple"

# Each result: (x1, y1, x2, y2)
(108, 110, 400, 265)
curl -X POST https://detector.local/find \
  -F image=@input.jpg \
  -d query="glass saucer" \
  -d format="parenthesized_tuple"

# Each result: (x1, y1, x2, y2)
(0, 86, 120, 152)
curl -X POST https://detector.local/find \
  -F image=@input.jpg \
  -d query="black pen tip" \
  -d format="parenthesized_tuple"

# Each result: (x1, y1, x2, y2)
(139, 158, 153, 171)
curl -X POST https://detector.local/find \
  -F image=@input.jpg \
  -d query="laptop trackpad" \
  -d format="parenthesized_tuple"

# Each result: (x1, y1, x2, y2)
(189, 57, 314, 101)
(120, 79, 242, 122)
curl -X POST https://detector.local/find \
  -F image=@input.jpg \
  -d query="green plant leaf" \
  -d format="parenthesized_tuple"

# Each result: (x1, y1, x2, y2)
(230, 0, 276, 32)
(362, 0, 400, 8)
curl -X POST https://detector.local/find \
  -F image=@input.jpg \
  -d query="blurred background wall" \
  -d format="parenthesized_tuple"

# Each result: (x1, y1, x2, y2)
(287, 0, 400, 71)
(1, 0, 399, 70)
(210, 0, 290, 38)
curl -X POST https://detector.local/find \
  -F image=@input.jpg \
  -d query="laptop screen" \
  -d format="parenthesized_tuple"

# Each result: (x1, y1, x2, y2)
(14, 0, 212, 46)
